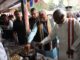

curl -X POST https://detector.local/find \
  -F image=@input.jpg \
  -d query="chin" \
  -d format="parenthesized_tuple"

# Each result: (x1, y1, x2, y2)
(56, 22, 63, 24)
(56, 22, 61, 24)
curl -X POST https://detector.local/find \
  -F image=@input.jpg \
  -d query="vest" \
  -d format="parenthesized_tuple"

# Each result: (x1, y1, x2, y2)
(39, 21, 52, 50)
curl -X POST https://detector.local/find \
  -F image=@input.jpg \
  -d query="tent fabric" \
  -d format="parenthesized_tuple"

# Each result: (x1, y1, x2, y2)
(0, 0, 18, 11)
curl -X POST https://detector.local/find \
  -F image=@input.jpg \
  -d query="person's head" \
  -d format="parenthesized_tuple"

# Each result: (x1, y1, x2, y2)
(53, 9, 66, 24)
(8, 15, 14, 20)
(14, 10, 21, 19)
(65, 6, 72, 11)
(1, 14, 9, 25)
(67, 11, 74, 18)
(30, 8, 39, 18)
(65, 6, 75, 18)
(39, 10, 48, 21)
(1, 14, 8, 21)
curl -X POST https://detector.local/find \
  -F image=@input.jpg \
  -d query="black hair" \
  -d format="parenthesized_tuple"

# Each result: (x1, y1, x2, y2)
(53, 9, 64, 19)
(14, 10, 19, 15)
(30, 8, 36, 13)
(8, 15, 13, 19)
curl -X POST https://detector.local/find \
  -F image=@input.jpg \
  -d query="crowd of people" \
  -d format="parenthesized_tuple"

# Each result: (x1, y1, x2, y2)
(0, 6, 80, 60)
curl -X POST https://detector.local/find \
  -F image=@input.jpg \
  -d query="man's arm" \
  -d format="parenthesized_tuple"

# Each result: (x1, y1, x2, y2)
(27, 23, 38, 43)
(13, 32, 18, 43)
(40, 22, 56, 45)
(71, 20, 80, 51)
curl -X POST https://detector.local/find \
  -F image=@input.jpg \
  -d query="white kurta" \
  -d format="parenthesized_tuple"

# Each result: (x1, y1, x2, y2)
(41, 19, 80, 60)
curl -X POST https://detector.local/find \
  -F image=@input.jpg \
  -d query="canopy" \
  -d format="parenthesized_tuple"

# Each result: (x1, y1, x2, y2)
(0, 0, 18, 11)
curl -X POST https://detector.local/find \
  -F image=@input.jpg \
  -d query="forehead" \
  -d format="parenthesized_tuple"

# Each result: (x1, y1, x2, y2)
(32, 10, 38, 14)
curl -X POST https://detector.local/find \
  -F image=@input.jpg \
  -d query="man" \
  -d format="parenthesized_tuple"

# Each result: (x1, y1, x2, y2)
(65, 6, 77, 19)
(13, 10, 27, 45)
(1, 14, 13, 40)
(28, 8, 40, 42)
(40, 9, 80, 60)
(39, 10, 58, 59)
(26, 8, 40, 60)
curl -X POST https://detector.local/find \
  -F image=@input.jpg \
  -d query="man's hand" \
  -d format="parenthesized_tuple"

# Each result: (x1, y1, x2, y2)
(36, 43, 43, 50)
(24, 43, 31, 53)
(66, 48, 74, 58)
(30, 42, 44, 50)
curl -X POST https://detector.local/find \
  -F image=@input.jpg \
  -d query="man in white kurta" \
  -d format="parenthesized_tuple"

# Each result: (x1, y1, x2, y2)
(40, 9, 80, 60)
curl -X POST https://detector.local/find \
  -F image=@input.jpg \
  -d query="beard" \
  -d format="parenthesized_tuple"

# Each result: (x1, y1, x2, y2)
(54, 19, 64, 24)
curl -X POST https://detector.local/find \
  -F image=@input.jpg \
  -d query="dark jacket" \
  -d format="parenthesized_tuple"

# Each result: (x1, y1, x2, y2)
(13, 19, 27, 45)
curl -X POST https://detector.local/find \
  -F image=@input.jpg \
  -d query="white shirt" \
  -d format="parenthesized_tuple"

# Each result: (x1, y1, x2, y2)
(7, 20, 13, 29)
(28, 23, 38, 43)
(0, 28, 7, 60)
(41, 19, 80, 60)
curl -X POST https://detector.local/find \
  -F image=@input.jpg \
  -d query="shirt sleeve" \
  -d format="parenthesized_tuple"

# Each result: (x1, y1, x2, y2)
(8, 20, 13, 29)
(28, 23, 38, 43)
(41, 22, 56, 45)
(71, 20, 80, 51)
(0, 42, 7, 60)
